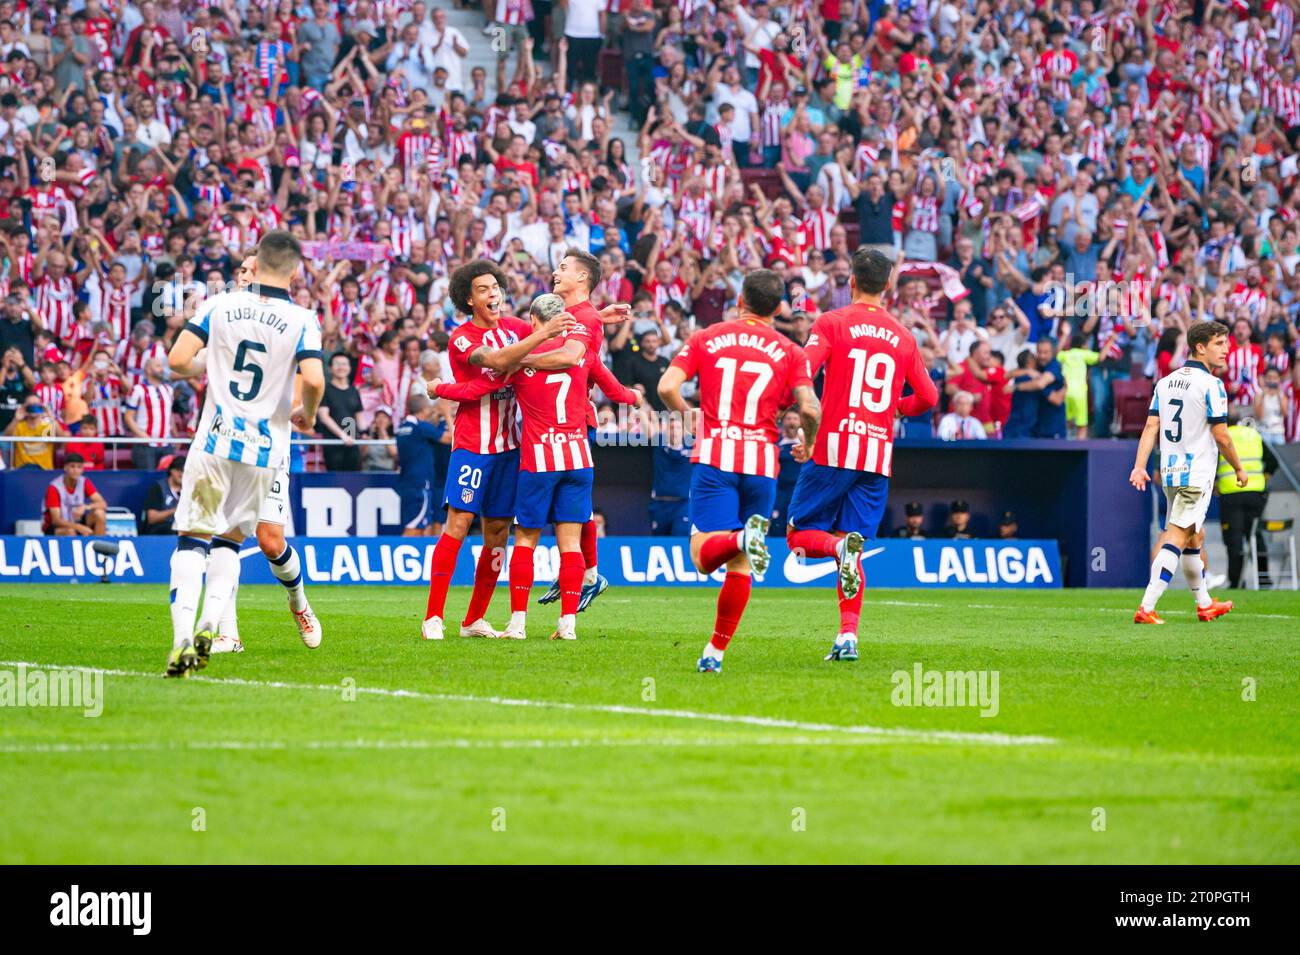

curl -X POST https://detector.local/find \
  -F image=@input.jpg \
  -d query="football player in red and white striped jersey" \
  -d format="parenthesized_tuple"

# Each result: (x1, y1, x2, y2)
(786, 248, 939, 662)
(123, 357, 175, 469)
(657, 269, 820, 673)
(420, 260, 576, 643)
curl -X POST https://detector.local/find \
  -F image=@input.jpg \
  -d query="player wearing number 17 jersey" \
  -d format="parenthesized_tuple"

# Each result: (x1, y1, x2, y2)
(786, 248, 939, 663)
(658, 270, 820, 673)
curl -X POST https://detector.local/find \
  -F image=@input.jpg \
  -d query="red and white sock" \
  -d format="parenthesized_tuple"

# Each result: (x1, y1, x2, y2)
(425, 535, 462, 621)
(704, 571, 752, 659)
(837, 554, 863, 636)
(463, 545, 504, 626)
(786, 528, 840, 560)
(698, 531, 742, 574)
(581, 519, 599, 585)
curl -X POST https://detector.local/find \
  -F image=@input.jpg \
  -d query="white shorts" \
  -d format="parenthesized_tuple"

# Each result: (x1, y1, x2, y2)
(174, 450, 276, 539)
(257, 465, 292, 527)
(1163, 482, 1213, 532)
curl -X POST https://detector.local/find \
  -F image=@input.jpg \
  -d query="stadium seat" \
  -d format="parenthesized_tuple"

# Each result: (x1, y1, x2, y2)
(1112, 378, 1154, 437)
(740, 167, 786, 201)
(598, 49, 627, 93)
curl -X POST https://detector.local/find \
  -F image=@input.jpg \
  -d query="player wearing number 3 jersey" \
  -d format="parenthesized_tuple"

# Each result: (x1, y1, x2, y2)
(658, 269, 821, 673)
(786, 248, 939, 663)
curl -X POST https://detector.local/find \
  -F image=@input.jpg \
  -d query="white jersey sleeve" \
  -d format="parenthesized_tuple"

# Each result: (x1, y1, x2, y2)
(188, 288, 323, 469)
(1150, 363, 1227, 488)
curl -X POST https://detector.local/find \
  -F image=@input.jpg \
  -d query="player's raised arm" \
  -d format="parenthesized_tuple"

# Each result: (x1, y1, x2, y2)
(468, 309, 574, 374)
(168, 299, 214, 378)
(657, 330, 699, 414)
(588, 355, 642, 407)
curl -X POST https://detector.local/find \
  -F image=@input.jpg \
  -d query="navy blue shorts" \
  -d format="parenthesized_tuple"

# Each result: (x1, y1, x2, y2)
(443, 448, 519, 518)
(399, 483, 431, 530)
(515, 468, 594, 528)
(787, 462, 889, 538)
(689, 463, 777, 534)
(649, 499, 691, 536)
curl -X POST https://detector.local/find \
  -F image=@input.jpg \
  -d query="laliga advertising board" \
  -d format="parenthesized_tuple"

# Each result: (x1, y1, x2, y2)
(0, 536, 1061, 589)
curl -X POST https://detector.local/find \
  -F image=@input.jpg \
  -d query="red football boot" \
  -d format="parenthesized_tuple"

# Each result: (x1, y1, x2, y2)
(1197, 599, 1234, 622)
(1134, 607, 1166, 624)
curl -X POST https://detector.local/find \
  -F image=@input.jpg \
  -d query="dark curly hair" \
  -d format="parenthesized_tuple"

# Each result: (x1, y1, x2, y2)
(449, 260, 508, 316)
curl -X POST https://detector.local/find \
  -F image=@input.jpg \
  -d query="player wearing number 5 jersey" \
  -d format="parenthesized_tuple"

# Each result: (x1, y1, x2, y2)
(658, 270, 821, 673)
(421, 260, 576, 642)
(1129, 320, 1244, 625)
(785, 248, 939, 663)
(162, 231, 326, 678)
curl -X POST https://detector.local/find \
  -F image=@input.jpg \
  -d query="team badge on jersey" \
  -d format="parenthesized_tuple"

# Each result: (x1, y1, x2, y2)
(461, 487, 474, 504)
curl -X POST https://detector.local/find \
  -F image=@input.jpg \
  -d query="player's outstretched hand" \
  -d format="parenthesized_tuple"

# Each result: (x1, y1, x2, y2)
(291, 407, 317, 433)
(599, 303, 632, 324)
(1129, 466, 1149, 491)
(425, 377, 443, 399)
(1235, 467, 1249, 488)
(791, 428, 811, 462)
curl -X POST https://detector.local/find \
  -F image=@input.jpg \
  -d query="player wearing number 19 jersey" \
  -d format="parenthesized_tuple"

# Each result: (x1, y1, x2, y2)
(658, 270, 820, 673)
(786, 248, 938, 662)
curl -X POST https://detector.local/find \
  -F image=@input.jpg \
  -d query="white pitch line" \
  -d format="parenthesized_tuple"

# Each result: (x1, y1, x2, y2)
(0, 660, 1054, 747)
(0, 735, 931, 755)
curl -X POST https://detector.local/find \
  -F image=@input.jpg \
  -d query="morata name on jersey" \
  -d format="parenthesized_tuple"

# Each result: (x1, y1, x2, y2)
(849, 323, 902, 347)
(702, 332, 789, 359)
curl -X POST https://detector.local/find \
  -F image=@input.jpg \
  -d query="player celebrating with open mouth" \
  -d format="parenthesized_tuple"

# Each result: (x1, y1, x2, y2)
(784, 249, 939, 663)
(420, 261, 575, 642)
(657, 269, 820, 673)
(1129, 320, 1244, 624)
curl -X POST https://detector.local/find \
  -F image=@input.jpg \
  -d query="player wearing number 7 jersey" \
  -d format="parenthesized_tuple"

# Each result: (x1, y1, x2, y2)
(658, 270, 821, 673)
(785, 248, 939, 663)
(1129, 320, 1244, 624)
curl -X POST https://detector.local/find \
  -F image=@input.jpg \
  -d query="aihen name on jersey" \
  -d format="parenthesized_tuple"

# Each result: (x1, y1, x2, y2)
(701, 330, 792, 360)
(223, 304, 292, 334)
(209, 409, 273, 450)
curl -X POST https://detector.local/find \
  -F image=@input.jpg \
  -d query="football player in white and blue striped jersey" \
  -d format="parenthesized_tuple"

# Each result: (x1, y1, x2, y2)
(162, 231, 326, 677)
(1129, 320, 1246, 625)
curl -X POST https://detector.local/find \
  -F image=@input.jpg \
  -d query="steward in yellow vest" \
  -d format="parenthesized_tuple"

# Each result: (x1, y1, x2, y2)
(1217, 415, 1276, 587)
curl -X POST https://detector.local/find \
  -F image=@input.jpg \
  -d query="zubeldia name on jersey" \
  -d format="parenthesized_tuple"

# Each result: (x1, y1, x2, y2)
(223, 306, 292, 334)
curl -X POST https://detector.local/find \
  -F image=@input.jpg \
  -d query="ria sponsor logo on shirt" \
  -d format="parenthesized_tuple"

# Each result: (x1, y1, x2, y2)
(539, 427, 585, 445)
(49, 885, 151, 935)
(835, 411, 892, 439)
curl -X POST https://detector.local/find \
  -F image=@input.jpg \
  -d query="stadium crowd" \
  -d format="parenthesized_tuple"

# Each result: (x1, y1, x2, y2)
(1, 0, 1300, 483)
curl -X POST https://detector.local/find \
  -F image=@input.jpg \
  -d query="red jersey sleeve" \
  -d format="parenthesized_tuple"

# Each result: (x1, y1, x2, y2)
(436, 377, 500, 401)
(803, 314, 833, 374)
(588, 356, 640, 405)
(670, 331, 702, 378)
(44, 484, 60, 512)
(84, 477, 98, 497)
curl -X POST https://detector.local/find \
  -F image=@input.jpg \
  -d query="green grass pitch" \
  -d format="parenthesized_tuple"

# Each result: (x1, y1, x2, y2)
(1, 582, 1297, 864)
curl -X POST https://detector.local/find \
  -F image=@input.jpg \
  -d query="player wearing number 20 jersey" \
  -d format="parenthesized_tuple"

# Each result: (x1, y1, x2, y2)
(786, 249, 938, 663)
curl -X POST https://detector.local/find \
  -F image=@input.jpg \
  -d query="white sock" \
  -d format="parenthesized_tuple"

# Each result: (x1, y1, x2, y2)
(197, 539, 242, 633)
(169, 537, 209, 649)
(268, 544, 307, 612)
(219, 579, 240, 639)
(702, 642, 724, 661)
(509, 611, 526, 631)
(582, 566, 598, 587)
(557, 613, 576, 633)
(1181, 548, 1212, 608)
(1141, 544, 1183, 612)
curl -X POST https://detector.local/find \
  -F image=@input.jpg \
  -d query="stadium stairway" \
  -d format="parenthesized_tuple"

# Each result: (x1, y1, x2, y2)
(443, 7, 642, 167)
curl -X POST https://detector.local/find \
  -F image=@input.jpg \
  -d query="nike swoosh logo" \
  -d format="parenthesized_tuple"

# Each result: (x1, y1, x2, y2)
(781, 547, 884, 583)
